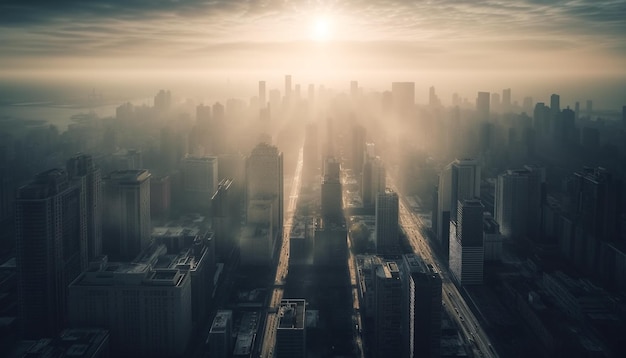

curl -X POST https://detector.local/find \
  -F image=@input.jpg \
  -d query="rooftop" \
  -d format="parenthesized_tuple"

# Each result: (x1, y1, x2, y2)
(278, 299, 306, 330)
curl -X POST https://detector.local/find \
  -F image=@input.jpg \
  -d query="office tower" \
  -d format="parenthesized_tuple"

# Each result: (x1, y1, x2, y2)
(69, 259, 192, 357)
(208, 310, 233, 358)
(483, 214, 502, 261)
(491, 92, 501, 113)
(275, 299, 306, 358)
(450, 199, 484, 285)
(476, 91, 490, 121)
(67, 154, 102, 261)
(285, 75, 292, 102)
(196, 103, 211, 123)
(391, 82, 415, 118)
(321, 173, 342, 219)
(246, 142, 283, 239)
(259, 80, 266, 107)
(495, 166, 545, 239)
(374, 261, 402, 358)
(212, 178, 236, 257)
(533, 102, 551, 136)
(523, 96, 533, 114)
(112, 148, 142, 170)
(429, 86, 440, 107)
(150, 174, 171, 219)
(575, 101, 580, 120)
(550, 94, 560, 115)
(437, 158, 480, 257)
(401, 254, 442, 358)
(352, 124, 366, 175)
(362, 156, 386, 208)
(323, 156, 340, 180)
(586, 100, 593, 114)
(16, 169, 86, 337)
(502, 88, 512, 112)
(154, 89, 171, 112)
(103, 169, 151, 261)
(181, 154, 218, 209)
(375, 189, 399, 255)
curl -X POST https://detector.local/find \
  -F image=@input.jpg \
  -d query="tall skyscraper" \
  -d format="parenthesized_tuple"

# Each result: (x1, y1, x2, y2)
(16, 169, 86, 337)
(321, 173, 342, 219)
(246, 142, 283, 240)
(450, 199, 484, 285)
(362, 156, 386, 208)
(502, 88, 511, 112)
(275, 299, 306, 358)
(352, 124, 366, 176)
(103, 169, 151, 261)
(450, 158, 481, 221)
(374, 261, 402, 358)
(67, 154, 102, 261)
(495, 166, 545, 239)
(476, 91, 490, 121)
(550, 93, 561, 114)
(259, 80, 266, 107)
(182, 154, 218, 209)
(208, 310, 233, 358)
(375, 189, 399, 255)
(401, 254, 442, 358)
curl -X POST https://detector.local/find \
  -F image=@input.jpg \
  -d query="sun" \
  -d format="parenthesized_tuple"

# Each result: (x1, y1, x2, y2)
(311, 17, 332, 42)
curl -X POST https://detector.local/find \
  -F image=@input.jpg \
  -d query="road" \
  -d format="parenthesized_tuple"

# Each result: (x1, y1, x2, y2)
(346, 234, 365, 358)
(389, 181, 498, 358)
(259, 147, 303, 358)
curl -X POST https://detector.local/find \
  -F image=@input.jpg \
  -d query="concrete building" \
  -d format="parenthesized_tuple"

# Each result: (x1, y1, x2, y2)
(401, 254, 442, 358)
(103, 169, 151, 261)
(8, 328, 110, 358)
(483, 215, 502, 261)
(246, 143, 283, 251)
(450, 199, 484, 285)
(362, 156, 386, 209)
(375, 189, 399, 255)
(16, 169, 86, 337)
(181, 155, 218, 210)
(275, 299, 306, 358)
(207, 310, 233, 358)
(374, 261, 402, 358)
(321, 174, 342, 219)
(68, 257, 192, 357)
(476, 91, 490, 121)
(67, 154, 102, 261)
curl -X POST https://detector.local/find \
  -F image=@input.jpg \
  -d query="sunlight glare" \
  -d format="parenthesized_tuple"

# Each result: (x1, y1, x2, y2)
(311, 17, 332, 42)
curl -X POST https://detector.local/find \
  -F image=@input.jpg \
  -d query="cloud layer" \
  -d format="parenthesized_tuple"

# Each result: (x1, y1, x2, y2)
(0, 0, 625, 75)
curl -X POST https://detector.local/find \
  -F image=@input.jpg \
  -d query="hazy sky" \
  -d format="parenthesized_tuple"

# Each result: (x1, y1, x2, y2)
(1, 0, 625, 107)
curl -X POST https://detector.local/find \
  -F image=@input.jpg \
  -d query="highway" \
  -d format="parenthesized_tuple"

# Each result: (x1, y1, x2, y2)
(259, 147, 303, 358)
(346, 234, 365, 358)
(389, 180, 499, 358)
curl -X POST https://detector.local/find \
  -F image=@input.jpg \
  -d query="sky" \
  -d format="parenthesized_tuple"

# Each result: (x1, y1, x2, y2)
(1, 0, 625, 106)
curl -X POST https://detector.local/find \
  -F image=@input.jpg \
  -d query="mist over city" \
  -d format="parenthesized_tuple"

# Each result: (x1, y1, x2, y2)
(1, 1, 625, 358)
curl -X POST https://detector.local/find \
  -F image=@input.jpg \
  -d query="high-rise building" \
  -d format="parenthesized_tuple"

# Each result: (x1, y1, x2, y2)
(321, 174, 342, 219)
(374, 261, 402, 358)
(16, 169, 86, 337)
(401, 254, 442, 358)
(362, 156, 386, 208)
(450, 158, 481, 221)
(352, 124, 366, 176)
(103, 169, 151, 261)
(246, 142, 283, 241)
(208, 310, 233, 358)
(495, 166, 545, 239)
(375, 189, 399, 255)
(67, 154, 102, 261)
(449, 199, 484, 285)
(550, 93, 561, 115)
(69, 258, 192, 357)
(476, 91, 490, 121)
(491, 92, 501, 113)
(154, 89, 171, 112)
(275, 299, 306, 358)
(502, 88, 512, 113)
(182, 154, 218, 209)
(259, 80, 266, 107)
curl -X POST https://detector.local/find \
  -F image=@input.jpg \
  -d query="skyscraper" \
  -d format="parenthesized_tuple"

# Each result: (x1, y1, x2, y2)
(208, 310, 233, 358)
(67, 154, 102, 261)
(352, 124, 366, 176)
(275, 299, 306, 358)
(476, 91, 490, 121)
(374, 261, 402, 358)
(375, 189, 399, 255)
(450, 158, 481, 221)
(103, 169, 151, 261)
(550, 93, 560, 114)
(259, 80, 266, 107)
(450, 199, 484, 285)
(362, 156, 386, 208)
(321, 173, 342, 219)
(182, 154, 218, 209)
(16, 169, 86, 337)
(495, 166, 545, 239)
(401, 254, 442, 358)
(246, 142, 283, 241)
